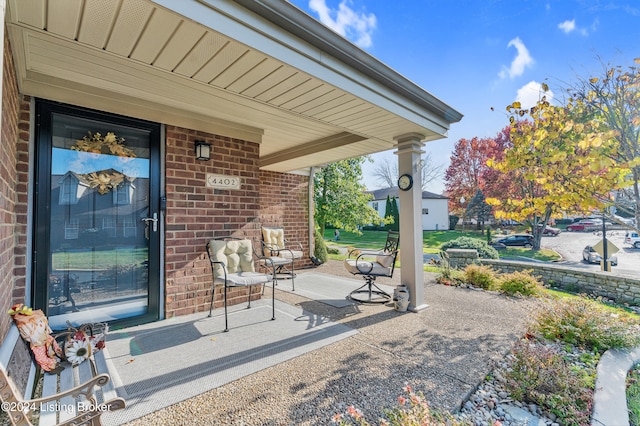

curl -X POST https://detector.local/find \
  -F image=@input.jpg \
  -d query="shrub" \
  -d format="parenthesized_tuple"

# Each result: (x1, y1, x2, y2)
(532, 297, 640, 352)
(448, 214, 459, 230)
(440, 236, 499, 259)
(628, 363, 640, 426)
(502, 340, 594, 426)
(314, 228, 328, 264)
(436, 251, 465, 286)
(499, 270, 544, 296)
(462, 264, 497, 290)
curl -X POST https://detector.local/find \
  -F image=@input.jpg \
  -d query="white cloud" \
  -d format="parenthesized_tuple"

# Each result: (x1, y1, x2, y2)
(499, 37, 534, 79)
(515, 81, 554, 110)
(308, 0, 376, 48)
(558, 19, 591, 36)
(558, 19, 576, 33)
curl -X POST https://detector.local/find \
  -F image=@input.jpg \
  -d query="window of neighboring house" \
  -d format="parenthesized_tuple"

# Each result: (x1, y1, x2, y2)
(113, 182, 131, 205)
(65, 219, 79, 240)
(422, 208, 429, 215)
(372, 201, 379, 210)
(59, 176, 79, 205)
(123, 216, 137, 238)
(102, 217, 117, 237)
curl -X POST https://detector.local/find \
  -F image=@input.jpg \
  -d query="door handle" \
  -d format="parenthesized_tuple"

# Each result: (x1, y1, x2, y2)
(142, 212, 158, 232)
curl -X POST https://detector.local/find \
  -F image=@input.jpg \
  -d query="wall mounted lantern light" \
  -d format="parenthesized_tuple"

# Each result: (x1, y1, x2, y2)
(195, 140, 211, 161)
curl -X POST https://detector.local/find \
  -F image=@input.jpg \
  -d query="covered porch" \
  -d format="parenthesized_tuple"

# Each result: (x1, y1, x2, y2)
(99, 263, 529, 425)
(1, 0, 462, 329)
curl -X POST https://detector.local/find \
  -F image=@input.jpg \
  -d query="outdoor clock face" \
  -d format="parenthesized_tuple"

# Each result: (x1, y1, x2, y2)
(398, 173, 413, 191)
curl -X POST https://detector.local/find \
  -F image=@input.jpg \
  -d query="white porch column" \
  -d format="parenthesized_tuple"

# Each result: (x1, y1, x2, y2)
(394, 133, 427, 312)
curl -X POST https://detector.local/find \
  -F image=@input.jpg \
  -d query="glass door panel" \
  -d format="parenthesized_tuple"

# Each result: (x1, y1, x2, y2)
(34, 101, 161, 329)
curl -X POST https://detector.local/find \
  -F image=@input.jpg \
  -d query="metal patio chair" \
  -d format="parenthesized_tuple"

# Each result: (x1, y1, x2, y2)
(261, 226, 303, 287)
(343, 230, 399, 303)
(207, 237, 276, 332)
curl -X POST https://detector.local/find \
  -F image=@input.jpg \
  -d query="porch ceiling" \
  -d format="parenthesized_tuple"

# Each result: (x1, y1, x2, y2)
(5, 0, 462, 174)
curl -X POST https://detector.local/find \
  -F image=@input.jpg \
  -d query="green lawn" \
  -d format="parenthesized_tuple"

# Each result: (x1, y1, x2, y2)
(323, 228, 561, 262)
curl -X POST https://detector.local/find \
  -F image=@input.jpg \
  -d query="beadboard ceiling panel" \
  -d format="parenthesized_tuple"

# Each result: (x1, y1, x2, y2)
(5, 0, 462, 173)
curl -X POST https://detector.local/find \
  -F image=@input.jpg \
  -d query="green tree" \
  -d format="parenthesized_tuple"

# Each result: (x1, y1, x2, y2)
(487, 88, 629, 249)
(384, 195, 393, 230)
(313, 158, 383, 235)
(390, 197, 400, 231)
(466, 189, 492, 230)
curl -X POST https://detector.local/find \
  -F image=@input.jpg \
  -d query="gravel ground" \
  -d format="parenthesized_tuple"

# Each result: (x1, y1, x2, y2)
(122, 260, 534, 426)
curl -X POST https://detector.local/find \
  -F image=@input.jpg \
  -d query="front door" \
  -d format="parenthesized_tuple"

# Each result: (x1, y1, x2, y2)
(33, 100, 161, 329)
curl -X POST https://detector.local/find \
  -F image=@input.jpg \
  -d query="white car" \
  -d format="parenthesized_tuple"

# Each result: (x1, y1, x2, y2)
(582, 245, 618, 266)
(625, 231, 640, 249)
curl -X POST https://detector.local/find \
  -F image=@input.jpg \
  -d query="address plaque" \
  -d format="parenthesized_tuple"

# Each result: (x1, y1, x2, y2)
(206, 173, 241, 189)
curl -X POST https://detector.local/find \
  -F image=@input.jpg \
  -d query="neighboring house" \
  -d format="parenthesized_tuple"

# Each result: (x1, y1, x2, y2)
(0, 0, 461, 337)
(368, 188, 449, 231)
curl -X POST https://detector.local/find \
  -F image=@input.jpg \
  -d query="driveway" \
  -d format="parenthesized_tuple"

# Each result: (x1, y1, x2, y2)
(540, 230, 638, 276)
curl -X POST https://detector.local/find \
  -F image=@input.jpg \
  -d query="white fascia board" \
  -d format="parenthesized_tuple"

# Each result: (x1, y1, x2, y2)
(150, 0, 460, 137)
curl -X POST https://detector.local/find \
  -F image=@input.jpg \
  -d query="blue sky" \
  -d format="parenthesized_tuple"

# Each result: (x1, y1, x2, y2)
(287, 0, 640, 193)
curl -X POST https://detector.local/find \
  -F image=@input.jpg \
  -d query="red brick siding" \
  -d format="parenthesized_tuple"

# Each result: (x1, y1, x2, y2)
(1, 60, 315, 326)
(0, 30, 24, 341)
(259, 170, 312, 270)
(164, 126, 265, 317)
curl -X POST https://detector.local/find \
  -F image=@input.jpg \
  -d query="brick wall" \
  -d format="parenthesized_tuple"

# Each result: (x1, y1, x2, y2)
(1, 78, 314, 326)
(164, 127, 311, 317)
(0, 30, 23, 341)
(259, 170, 312, 270)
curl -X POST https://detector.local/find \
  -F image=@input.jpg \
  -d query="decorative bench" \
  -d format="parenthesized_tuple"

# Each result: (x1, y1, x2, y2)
(0, 324, 125, 426)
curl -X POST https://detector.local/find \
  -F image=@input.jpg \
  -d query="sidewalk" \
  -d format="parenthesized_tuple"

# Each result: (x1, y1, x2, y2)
(122, 261, 532, 425)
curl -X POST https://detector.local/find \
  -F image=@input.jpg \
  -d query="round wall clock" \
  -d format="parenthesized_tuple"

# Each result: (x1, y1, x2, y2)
(398, 173, 413, 191)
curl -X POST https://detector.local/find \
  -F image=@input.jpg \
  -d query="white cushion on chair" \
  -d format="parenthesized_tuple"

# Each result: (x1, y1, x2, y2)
(262, 227, 285, 252)
(264, 256, 292, 267)
(344, 259, 392, 276)
(215, 272, 271, 286)
(279, 250, 303, 260)
(375, 252, 394, 268)
(209, 239, 256, 279)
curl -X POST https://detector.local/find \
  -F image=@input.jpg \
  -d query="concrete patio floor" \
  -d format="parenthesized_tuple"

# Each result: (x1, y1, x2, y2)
(115, 260, 533, 425)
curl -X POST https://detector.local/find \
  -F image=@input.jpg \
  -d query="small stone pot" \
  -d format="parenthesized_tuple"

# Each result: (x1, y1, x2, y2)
(394, 285, 410, 312)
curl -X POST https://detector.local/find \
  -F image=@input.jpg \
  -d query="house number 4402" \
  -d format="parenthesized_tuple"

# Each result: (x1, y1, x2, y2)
(206, 173, 240, 189)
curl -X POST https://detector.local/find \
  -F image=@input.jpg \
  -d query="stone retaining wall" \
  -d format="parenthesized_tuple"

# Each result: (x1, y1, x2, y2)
(445, 249, 640, 305)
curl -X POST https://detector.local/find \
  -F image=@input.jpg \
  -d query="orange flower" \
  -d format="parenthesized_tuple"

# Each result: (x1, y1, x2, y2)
(346, 406, 363, 420)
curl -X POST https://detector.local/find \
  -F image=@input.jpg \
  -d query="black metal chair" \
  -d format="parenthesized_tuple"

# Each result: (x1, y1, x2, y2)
(206, 237, 276, 332)
(259, 240, 296, 292)
(343, 231, 399, 303)
(261, 226, 303, 284)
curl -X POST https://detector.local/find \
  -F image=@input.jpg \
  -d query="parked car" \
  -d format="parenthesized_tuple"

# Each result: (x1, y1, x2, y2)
(624, 231, 640, 249)
(566, 220, 601, 232)
(493, 234, 534, 248)
(582, 245, 618, 266)
(536, 224, 561, 236)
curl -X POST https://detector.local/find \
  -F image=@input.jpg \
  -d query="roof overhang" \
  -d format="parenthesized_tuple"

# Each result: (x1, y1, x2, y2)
(5, 0, 462, 173)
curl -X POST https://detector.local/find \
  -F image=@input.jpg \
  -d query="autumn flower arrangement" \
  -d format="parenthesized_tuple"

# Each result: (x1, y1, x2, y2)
(71, 131, 136, 158)
(71, 131, 136, 194)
